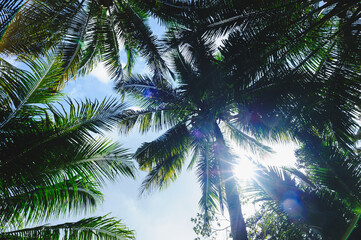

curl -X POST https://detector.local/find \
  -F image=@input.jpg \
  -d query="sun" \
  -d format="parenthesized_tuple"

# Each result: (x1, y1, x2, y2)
(233, 158, 255, 181)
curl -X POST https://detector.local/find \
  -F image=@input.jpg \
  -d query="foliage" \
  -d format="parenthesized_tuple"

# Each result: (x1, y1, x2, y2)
(191, 211, 230, 240)
(1, 0, 360, 239)
(246, 204, 322, 240)
(1, 216, 134, 240)
(115, 26, 299, 239)
(0, 53, 135, 239)
(115, 1, 361, 236)
(0, 0, 169, 84)
(243, 131, 361, 239)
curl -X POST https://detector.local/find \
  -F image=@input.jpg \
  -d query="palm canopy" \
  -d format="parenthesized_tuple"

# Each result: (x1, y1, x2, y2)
(116, 8, 361, 236)
(0, 52, 135, 238)
(115, 32, 289, 239)
(158, 0, 361, 65)
(0, 0, 169, 84)
(170, 18, 360, 149)
(158, 0, 361, 151)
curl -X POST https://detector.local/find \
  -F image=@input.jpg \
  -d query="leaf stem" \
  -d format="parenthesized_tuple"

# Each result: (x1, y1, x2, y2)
(341, 211, 361, 240)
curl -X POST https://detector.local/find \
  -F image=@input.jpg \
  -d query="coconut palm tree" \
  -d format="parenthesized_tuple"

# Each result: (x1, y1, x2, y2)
(164, 0, 361, 149)
(0, 52, 135, 239)
(115, 10, 361, 236)
(115, 31, 291, 239)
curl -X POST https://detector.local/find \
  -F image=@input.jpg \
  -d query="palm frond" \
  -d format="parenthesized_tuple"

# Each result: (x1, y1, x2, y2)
(223, 121, 274, 155)
(0, 0, 23, 38)
(112, 1, 169, 76)
(295, 133, 361, 207)
(196, 147, 221, 220)
(118, 107, 180, 135)
(0, 53, 65, 129)
(0, 0, 83, 56)
(250, 163, 352, 239)
(0, 215, 134, 240)
(135, 123, 190, 194)
(59, 2, 95, 82)
(0, 97, 134, 193)
(115, 73, 178, 108)
(0, 179, 102, 228)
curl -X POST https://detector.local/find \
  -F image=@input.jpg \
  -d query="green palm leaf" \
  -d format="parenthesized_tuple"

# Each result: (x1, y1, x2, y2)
(0, 179, 102, 228)
(135, 123, 190, 193)
(0, 215, 134, 240)
(1, 0, 170, 83)
(0, 53, 65, 129)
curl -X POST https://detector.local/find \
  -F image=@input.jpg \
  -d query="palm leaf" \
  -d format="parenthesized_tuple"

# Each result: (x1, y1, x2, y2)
(223, 121, 274, 155)
(112, 1, 168, 75)
(0, 97, 134, 195)
(0, 0, 23, 38)
(0, 215, 134, 240)
(115, 73, 178, 108)
(0, 52, 65, 129)
(135, 123, 190, 193)
(196, 147, 221, 220)
(0, 179, 102, 228)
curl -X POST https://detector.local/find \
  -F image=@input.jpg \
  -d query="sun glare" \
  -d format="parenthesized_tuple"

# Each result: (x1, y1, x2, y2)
(234, 158, 255, 181)
(230, 141, 298, 182)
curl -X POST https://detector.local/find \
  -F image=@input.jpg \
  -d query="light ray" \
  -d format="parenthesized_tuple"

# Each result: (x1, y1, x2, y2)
(233, 158, 255, 181)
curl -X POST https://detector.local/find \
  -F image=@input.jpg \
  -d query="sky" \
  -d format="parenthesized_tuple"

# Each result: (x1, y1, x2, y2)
(58, 18, 298, 240)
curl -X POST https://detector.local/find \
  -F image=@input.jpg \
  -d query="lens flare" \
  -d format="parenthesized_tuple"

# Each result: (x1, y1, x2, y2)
(192, 129, 202, 139)
(281, 191, 304, 220)
(143, 89, 152, 99)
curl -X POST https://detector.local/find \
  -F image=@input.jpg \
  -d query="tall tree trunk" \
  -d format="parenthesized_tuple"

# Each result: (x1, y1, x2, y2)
(213, 123, 248, 240)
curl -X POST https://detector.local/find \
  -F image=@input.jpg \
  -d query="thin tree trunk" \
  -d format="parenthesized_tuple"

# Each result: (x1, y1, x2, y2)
(214, 123, 248, 240)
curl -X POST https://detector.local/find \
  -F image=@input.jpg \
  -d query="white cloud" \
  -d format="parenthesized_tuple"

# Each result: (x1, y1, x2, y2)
(90, 63, 111, 84)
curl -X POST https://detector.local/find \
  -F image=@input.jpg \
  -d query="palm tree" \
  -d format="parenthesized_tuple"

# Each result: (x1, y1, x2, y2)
(155, 0, 361, 148)
(115, 32, 287, 239)
(0, 52, 135, 239)
(115, 8, 361, 236)
(0, 0, 169, 84)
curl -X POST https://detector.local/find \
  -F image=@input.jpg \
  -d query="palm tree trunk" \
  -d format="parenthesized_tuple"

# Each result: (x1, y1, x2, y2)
(214, 123, 248, 240)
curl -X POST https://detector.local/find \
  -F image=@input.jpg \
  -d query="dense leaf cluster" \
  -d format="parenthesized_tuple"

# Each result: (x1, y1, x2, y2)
(0, 0, 360, 240)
